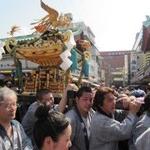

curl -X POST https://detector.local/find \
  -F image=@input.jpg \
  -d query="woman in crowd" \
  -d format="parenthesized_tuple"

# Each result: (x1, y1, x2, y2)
(33, 105, 72, 150)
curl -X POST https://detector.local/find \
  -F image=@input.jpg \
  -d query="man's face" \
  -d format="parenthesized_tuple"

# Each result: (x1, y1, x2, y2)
(0, 95, 17, 122)
(76, 92, 93, 115)
(102, 92, 116, 114)
(40, 93, 54, 108)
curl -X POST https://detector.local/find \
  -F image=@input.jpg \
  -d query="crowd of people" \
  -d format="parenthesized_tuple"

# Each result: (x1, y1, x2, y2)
(0, 83, 150, 150)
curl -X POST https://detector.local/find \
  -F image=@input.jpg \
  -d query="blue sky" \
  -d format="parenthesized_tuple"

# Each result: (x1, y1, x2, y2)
(1, 0, 150, 51)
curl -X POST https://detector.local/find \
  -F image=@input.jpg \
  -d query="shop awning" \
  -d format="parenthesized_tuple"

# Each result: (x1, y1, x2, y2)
(0, 70, 12, 73)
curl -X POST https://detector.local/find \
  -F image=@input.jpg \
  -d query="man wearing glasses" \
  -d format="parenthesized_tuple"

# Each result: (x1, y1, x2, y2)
(0, 86, 32, 150)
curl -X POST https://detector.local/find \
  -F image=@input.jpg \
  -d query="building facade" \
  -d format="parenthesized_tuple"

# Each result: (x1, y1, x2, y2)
(131, 16, 150, 85)
(100, 51, 131, 87)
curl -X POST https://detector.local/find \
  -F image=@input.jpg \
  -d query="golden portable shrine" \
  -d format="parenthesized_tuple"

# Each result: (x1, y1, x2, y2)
(3, 0, 92, 95)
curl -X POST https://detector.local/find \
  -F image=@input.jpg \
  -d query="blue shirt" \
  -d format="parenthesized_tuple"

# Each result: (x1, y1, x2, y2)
(0, 120, 33, 150)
